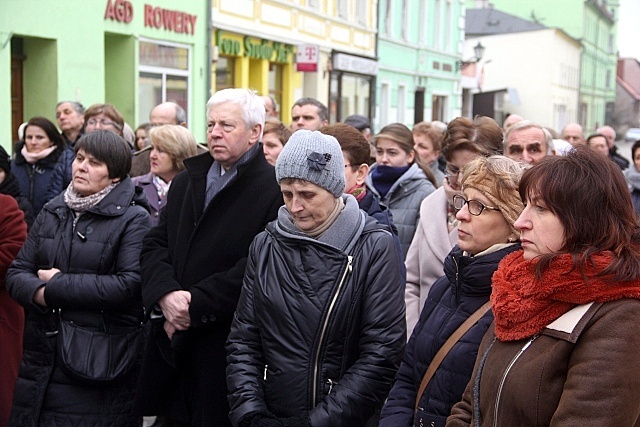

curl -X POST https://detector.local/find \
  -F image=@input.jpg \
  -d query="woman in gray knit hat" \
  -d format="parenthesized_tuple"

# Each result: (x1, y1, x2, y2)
(227, 129, 406, 427)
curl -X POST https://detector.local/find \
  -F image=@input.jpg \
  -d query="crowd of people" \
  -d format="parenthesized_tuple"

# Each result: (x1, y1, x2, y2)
(1, 89, 640, 427)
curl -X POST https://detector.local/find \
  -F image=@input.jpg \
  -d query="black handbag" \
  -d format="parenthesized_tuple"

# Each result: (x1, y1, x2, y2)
(57, 311, 142, 386)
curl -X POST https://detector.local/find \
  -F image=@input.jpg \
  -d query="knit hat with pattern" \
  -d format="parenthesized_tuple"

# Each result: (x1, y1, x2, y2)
(275, 129, 346, 197)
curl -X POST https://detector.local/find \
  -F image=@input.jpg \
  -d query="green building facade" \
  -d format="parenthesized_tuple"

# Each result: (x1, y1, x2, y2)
(376, 0, 465, 130)
(474, 0, 619, 132)
(0, 0, 210, 149)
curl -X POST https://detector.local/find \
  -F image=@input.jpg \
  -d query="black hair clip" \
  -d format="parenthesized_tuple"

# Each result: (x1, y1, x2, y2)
(307, 150, 331, 171)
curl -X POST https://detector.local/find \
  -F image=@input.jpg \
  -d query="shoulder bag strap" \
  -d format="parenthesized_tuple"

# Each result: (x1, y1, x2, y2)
(414, 301, 492, 411)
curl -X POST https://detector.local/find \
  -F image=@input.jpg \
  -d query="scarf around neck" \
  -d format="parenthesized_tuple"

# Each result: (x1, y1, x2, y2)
(491, 250, 640, 341)
(21, 144, 57, 164)
(371, 165, 410, 198)
(276, 194, 366, 254)
(64, 182, 118, 212)
(625, 167, 640, 192)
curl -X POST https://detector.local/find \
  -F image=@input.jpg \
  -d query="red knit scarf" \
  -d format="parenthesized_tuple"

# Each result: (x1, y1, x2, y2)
(491, 250, 640, 341)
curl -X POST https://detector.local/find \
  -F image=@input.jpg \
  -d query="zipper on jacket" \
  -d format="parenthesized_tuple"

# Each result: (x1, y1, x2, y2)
(264, 364, 268, 381)
(492, 335, 538, 427)
(311, 255, 353, 405)
(326, 378, 338, 395)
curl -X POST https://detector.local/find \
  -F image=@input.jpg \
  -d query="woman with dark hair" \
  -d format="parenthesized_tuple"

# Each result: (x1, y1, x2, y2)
(381, 156, 525, 427)
(624, 139, 640, 215)
(366, 123, 436, 258)
(6, 130, 151, 426)
(404, 116, 503, 338)
(11, 116, 65, 214)
(448, 148, 640, 426)
(45, 103, 126, 204)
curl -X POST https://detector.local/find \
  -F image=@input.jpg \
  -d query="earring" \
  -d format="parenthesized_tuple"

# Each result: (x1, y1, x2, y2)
(508, 236, 517, 243)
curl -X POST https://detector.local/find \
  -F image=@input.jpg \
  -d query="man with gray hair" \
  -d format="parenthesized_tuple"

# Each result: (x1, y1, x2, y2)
(504, 120, 553, 165)
(597, 125, 629, 170)
(135, 89, 283, 426)
(55, 101, 85, 146)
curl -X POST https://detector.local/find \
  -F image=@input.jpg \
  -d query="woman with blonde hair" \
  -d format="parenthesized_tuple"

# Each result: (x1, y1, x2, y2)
(381, 156, 525, 427)
(132, 124, 198, 225)
(366, 123, 436, 258)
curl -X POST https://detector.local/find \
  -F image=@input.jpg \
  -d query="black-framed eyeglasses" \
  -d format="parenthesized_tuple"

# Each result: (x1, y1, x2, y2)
(452, 195, 501, 216)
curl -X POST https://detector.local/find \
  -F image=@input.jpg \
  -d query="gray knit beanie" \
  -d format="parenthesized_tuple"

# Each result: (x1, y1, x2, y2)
(275, 130, 346, 197)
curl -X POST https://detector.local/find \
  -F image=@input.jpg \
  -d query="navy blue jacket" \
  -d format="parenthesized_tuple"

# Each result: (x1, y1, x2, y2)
(11, 143, 64, 214)
(358, 190, 405, 278)
(380, 244, 520, 426)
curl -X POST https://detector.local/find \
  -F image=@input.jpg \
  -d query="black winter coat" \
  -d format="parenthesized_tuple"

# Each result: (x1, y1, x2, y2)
(380, 244, 521, 427)
(6, 178, 151, 427)
(227, 217, 406, 427)
(135, 149, 283, 426)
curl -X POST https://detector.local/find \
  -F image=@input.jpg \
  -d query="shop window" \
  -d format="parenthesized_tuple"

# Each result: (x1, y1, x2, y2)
(216, 56, 235, 91)
(268, 62, 283, 119)
(432, 95, 446, 121)
(139, 40, 190, 126)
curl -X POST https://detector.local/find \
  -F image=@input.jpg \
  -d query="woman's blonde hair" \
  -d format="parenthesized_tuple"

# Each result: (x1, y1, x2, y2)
(148, 125, 198, 171)
(461, 155, 527, 235)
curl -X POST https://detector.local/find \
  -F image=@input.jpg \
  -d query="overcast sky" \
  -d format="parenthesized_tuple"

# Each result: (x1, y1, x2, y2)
(617, 0, 640, 59)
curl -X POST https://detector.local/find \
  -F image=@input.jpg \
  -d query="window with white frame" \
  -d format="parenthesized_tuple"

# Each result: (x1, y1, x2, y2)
(402, 0, 410, 40)
(434, 0, 442, 49)
(338, 0, 349, 19)
(397, 84, 406, 123)
(357, 0, 367, 25)
(380, 83, 390, 126)
(138, 39, 190, 126)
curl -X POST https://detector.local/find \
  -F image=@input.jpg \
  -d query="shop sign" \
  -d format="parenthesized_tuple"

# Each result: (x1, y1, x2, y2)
(296, 44, 319, 72)
(332, 53, 378, 75)
(104, 0, 198, 35)
(217, 32, 292, 63)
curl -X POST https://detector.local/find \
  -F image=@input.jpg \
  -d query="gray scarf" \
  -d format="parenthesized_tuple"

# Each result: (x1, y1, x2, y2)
(276, 194, 366, 254)
(64, 182, 118, 212)
(625, 167, 640, 192)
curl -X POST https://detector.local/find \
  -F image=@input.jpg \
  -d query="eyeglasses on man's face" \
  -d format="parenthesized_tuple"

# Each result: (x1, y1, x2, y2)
(86, 118, 121, 130)
(452, 194, 501, 216)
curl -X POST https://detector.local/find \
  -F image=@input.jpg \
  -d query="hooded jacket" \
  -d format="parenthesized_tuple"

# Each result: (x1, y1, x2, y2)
(227, 195, 406, 427)
(6, 178, 151, 427)
(366, 163, 436, 258)
(380, 244, 520, 427)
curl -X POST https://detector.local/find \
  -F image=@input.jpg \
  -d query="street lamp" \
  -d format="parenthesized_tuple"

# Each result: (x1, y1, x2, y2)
(456, 41, 485, 70)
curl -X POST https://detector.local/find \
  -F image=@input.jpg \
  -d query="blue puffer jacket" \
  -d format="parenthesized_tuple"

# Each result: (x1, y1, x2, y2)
(380, 243, 521, 427)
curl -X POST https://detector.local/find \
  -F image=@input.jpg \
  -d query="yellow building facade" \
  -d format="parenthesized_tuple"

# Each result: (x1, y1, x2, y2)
(211, 0, 378, 124)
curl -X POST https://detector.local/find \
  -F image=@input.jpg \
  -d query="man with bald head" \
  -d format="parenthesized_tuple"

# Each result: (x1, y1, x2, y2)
(503, 114, 523, 133)
(597, 125, 629, 170)
(561, 123, 585, 147)
(131, 102, 189, 176)
(260, 95, 279, 119)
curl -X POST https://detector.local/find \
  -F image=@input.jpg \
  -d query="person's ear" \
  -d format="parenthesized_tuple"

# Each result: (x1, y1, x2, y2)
(355, 163, 369, 185)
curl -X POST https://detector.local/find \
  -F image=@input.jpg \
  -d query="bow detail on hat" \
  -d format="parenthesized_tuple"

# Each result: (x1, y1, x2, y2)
(307, 150, 332, 171)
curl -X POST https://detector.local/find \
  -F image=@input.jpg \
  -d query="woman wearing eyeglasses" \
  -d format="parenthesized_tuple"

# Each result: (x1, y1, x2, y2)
(380, 156, 525, 427)
(11, 116, 66, 214)
(448, 148, 640, 426)
(45, 103, 126, 204)
(404, 117, 503, 339)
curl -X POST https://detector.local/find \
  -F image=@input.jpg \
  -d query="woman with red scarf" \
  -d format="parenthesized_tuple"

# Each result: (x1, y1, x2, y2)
(447, 147, 640, 427)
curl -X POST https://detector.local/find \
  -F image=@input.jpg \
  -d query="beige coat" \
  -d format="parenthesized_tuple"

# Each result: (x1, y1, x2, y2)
(404, 187, 458, 339)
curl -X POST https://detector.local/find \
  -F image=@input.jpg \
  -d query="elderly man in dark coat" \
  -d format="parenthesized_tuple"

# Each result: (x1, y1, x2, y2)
(135, 88, 283, 427)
